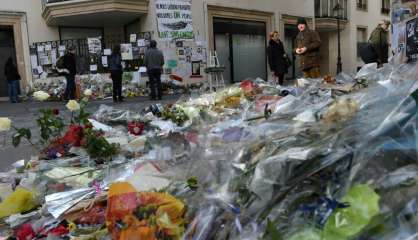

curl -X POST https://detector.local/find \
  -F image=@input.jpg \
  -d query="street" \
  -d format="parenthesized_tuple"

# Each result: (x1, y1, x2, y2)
(0, 95, 180, 171)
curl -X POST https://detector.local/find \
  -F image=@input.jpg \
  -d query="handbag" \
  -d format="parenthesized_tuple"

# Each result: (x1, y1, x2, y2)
(283, 53, 292, 70)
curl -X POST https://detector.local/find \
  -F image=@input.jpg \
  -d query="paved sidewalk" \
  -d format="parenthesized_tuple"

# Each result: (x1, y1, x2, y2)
(0, 95, 181, 171)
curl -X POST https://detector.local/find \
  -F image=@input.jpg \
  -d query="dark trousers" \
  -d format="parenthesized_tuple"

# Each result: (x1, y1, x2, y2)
(148, 69, 162, 99)
(64, 74, 76, 100)
(111, 70, 123, 101)
(7, 80, 19, 103)
(274, 72, 285, 85)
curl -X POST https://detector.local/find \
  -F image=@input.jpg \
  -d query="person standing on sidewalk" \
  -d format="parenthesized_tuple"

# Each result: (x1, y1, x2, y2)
(109, 45, 124, 103)
(63, 46, 77, 100)
(145, 40, 165, 100)
(4, 57, 20, 103)
(369, 20, 390, 67)
(295, 17, 322, 79)
(267, 31, 289, 85)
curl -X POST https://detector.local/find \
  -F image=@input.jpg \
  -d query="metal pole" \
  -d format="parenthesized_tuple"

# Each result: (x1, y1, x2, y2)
(336, 14, 342, 74)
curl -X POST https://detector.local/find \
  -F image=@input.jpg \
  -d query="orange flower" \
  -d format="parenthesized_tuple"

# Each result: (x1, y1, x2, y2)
(106, 183, 186, 240)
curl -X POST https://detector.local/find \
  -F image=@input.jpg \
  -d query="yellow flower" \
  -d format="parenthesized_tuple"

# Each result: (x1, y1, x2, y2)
(84, 89, 92, 96)
(66, 100, 80, 112)
(0, 118, 11, 132)
(33, 91, 50, 101)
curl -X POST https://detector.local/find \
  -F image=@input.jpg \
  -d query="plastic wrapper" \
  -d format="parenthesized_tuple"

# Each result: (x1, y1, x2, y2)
(93, 105, 141, 125)
(8, 61, 418, 239)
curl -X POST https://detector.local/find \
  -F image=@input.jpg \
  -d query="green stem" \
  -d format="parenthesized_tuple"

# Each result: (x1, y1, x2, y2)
(11, 126, 38, 150)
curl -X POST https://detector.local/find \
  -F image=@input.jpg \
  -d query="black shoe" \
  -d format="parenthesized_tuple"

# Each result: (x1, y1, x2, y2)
(113, 99, 118, 103)
(118, 99, 125, 102)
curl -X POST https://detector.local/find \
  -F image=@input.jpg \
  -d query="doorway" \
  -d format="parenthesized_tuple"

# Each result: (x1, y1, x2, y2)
(0, 26, 16, 97)
(284, 24, 301, 79)
(213, 18, 267, 84)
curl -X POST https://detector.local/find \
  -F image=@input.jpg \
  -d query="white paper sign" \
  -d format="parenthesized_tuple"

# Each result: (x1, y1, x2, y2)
(87, 38, 102, 54)
(130, 34, 137, 43)
(37, 66, 44, 74)
(90, 65, 98, 71)
(30, 55, 38, 69)
(45, 44, 52, 51)
(104, 49, 112, 56)
(102, 56, 108, 67)
(37, 46, 45, 52)
(121, 44, 133, 60)
(139, 66, 147, 73)
(59, 45, 66, 51)
(156, 0, 194, 39)
(138, 39, 146, 47)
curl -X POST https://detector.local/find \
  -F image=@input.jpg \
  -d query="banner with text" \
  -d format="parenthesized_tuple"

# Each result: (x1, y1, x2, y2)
(156, 0, 194, 39)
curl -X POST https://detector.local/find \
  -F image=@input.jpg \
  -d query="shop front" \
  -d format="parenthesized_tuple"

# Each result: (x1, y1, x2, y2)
(207, 6, 273, 84)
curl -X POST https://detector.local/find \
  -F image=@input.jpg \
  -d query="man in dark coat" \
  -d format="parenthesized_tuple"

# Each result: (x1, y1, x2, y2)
(267, 31, 288, 85)
(109, 45, 124, 102)
(369, 20, 390, 67)
(294, 17, 321, 79)
(63, 46, 77, 100)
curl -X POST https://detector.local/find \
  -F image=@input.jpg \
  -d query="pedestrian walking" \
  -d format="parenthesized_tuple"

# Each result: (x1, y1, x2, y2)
(4, 57, 20, 103)
(295, 17, 321, 79)
(267, 31, 289, 85)
(63, 46, 77, 100)
(109, 45, 124, 103)
(369, 20, 390, 67)
(145, 40, 165, 100)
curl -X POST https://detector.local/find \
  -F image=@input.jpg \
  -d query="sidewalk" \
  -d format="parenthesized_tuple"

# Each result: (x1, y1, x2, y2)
(0, 95, 181, 171)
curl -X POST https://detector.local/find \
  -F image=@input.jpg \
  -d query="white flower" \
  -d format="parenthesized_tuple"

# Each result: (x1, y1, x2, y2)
(33, 91, 50, 101)
(66, 100, 80, 112)
(0, 118, 12, 132)
(84, 89, 92, 96)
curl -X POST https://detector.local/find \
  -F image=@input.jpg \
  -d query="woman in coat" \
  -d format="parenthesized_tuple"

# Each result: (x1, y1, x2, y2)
(267, 31, 288, 85)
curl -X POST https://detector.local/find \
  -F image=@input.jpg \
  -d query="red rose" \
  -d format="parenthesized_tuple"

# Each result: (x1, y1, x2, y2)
(128, 122, 145, 136)
(63, 125, 84, 147)
(52, 108, 60, 115)
(240, 80, 254, 92)
(15, 224, 36, 240)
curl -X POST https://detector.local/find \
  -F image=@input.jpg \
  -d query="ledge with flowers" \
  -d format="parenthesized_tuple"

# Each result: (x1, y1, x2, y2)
(29, 72, 201, 101)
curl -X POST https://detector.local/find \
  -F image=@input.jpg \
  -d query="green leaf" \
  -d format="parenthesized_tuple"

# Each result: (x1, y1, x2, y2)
(187, 177, 199, 189)
(323, 184, 380, 239)
(288, 228, 322, 240)
(12, 134, 21, 147)
(265, 218, 283, 240)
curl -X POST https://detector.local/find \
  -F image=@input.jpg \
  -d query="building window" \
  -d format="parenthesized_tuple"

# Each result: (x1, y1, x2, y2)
(381, 0, 390, 14)
(357, 0, 368, 11)
(357, 27, 368, 58)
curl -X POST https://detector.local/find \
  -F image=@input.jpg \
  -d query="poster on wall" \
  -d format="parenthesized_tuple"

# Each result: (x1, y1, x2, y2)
(392, 23, 406, 55)
(155, 0, 194, 39)
(121, 43, 133, 60)
(88, 37, 102, 55)
(392, 0, 417, 24)
(406, 17, 418, 60)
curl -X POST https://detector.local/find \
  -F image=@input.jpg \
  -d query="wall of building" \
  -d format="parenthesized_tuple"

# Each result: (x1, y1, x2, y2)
(141, 0, 314, 45)
(0, 0, 59, 43)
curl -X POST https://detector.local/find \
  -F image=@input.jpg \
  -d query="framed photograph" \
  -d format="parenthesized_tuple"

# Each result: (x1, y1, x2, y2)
(191, 61, 201, 76)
